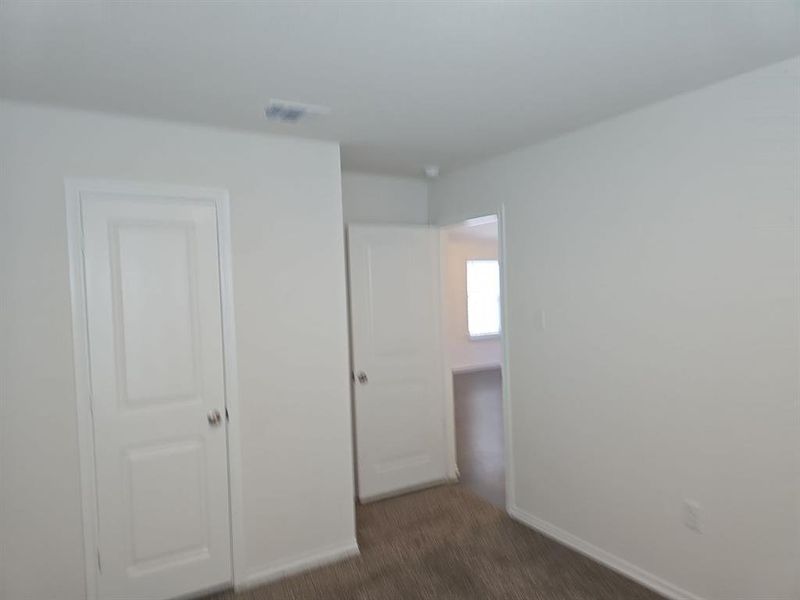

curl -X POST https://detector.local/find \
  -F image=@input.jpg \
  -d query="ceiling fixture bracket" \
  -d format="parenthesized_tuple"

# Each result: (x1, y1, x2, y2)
(424, 165, 440, 178)
(264, 99, 331, 123)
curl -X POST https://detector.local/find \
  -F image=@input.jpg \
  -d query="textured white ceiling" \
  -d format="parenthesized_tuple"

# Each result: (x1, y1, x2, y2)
(1, 1, 797, 176)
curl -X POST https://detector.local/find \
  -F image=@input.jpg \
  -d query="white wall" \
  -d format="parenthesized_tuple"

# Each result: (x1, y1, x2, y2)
(442, 229, 502, 372)
(341, 171, 429, 224)
(0, 101, 356, 599)
(430, 58, 800, 600)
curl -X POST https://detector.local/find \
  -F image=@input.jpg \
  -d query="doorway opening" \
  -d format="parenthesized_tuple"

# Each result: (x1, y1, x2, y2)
(441, 215, 506, 508)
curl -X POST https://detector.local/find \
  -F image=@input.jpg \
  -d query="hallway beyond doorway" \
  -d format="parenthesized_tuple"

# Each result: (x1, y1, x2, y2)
(454, 367, 505, 508)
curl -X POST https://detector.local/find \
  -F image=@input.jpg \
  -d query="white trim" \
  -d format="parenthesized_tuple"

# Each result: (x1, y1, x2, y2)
(65, 178, 244, 600)
(508, 506, 706, 600)
(497, 204, 515, 512)
(461, 214, 498, 228)
(442, 363, 458, 479)
(66, 180, 100, 600)
(450, 363, 502, 375)
(358, 477, 450, 504)
(214, 193, 247, 589)
(468, 333, 501, 341)
(241, 540, 360, 590)
(438, 230, 459, 479)
(428, 226, 452, 492)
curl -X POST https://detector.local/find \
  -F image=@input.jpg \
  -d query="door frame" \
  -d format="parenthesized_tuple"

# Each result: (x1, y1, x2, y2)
(439, 206, 515, 512)
(65, 179, 246, 600)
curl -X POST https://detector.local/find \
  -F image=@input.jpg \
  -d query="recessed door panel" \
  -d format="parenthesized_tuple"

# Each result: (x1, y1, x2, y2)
(126, 439, 208, 570)
(368, 241, 434, 356)
(115, 222, 200, 405)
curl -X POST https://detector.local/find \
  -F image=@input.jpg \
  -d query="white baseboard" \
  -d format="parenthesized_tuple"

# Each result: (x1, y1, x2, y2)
(240, 539, 360, 590)
(360, 477, 450, 503)
(508, 506, 705, 600)
(451, 363, 502, 374)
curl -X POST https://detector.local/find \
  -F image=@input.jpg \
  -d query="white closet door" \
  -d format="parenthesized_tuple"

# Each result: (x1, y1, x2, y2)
(81, 190, 231, 600)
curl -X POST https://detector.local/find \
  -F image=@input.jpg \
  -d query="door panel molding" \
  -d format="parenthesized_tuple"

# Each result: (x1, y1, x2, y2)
(66, 179, 245, 600)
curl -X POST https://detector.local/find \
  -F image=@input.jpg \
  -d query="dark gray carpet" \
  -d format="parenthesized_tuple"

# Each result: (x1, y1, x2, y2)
(209, 484, 664, 600)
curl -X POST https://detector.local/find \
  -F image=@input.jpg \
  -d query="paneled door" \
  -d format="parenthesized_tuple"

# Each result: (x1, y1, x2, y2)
(80, 189, 232, 599)
(348, 225, 447, 501)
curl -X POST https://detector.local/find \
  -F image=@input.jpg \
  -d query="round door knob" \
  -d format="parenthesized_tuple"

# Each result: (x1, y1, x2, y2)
(207, 409, 223, 426)
(357, 371, 368, 384)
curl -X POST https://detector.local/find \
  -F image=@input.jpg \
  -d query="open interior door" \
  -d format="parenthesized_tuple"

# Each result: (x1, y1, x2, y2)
(347, 225, 448, 501)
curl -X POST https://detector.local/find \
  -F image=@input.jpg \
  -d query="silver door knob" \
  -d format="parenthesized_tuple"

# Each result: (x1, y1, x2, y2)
(207, 409, 223, 426)
(357, 371, 368, 384)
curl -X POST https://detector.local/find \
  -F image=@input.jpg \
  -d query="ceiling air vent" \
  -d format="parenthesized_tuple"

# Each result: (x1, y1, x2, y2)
(264, 99, 331, 123)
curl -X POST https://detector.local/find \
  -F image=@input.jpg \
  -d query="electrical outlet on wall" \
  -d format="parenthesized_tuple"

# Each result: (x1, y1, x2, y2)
(683, 500, 702, 533)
